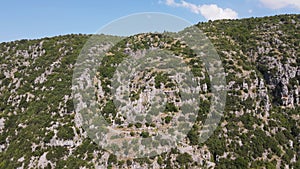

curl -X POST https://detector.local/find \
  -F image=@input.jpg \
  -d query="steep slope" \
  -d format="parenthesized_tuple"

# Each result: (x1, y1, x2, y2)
(0, 14, 299, 168)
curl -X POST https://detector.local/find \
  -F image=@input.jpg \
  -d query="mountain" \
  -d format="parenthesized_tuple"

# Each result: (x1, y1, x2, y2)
(0, 14, 299, 169)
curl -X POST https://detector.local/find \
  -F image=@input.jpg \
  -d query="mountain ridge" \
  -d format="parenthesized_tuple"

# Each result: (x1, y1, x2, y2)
(0, 14, 299, 168)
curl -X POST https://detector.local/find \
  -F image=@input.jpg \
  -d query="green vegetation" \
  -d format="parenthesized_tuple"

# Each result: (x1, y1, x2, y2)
(0, 14, 299, 168)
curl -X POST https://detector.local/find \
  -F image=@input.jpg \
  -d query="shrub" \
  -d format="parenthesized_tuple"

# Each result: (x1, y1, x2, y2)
(176, 153, 193, 164)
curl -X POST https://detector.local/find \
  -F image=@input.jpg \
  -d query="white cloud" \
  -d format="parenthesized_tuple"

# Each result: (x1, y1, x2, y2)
(259, 0, 300, 9)
(164, 0, 238, 21)
(166, 0, 176, 6)
(199, 4, 238, 21)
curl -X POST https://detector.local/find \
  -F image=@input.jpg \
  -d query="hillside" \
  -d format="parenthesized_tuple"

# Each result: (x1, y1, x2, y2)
(0, 14, 299, 169)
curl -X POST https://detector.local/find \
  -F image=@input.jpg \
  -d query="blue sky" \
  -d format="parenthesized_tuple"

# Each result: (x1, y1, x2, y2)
(0, 0, 299, 42)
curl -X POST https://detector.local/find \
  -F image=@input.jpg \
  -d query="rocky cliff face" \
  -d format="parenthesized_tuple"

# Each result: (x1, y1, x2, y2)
(0, 15, 299, 169)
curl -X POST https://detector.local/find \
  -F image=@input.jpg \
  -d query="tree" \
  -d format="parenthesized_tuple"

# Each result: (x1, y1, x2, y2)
(140, 131, 150, 138)
(176, 153, 193, 164)
(187, 126, 198, 145)
(108, 154, 117, 164)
